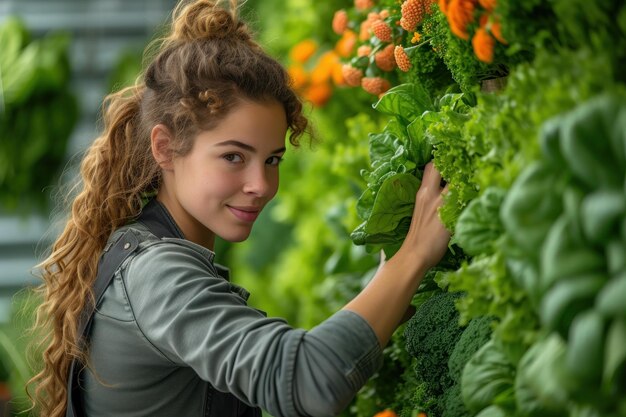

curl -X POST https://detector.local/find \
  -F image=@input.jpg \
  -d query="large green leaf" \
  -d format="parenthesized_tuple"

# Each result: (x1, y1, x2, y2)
(461, 339, 515, 414)
(515, 335, 570, 417)
(364, 173, 421, 235)
(454, 187, 506, 256)
(373, 83, 434, 122)
(560, 94, 626, 190)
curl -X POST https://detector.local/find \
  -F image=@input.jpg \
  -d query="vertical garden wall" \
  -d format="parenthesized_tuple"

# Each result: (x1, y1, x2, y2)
(231, 0, 626, 416)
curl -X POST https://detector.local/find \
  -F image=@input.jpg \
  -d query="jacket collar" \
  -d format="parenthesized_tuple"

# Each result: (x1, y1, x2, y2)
(137, 198, 186, 240)
(136, 198, 232, 281)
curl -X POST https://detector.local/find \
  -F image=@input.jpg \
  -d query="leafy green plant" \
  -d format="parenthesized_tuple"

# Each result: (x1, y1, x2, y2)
(0, 17, 78, 212)
(501, 93, 626, 414)
(350, 83, 459, 257)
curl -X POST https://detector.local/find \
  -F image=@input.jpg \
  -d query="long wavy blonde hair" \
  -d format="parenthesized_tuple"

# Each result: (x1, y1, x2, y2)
(27, 1, 308, 415)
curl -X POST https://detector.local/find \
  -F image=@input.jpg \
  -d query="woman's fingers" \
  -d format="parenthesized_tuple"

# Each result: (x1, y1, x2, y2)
(400, 162, 451, 270)
(422, 162, 443, 193)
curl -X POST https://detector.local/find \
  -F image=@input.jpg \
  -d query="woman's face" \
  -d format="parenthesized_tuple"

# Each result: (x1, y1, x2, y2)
(160, 99, 288, 249)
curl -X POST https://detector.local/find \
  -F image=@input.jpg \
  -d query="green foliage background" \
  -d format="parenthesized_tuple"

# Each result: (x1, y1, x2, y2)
(0, 18, 77, 213)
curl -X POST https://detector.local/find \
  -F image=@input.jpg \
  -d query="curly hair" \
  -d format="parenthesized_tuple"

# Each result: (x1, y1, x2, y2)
(27, 1, 309, 415)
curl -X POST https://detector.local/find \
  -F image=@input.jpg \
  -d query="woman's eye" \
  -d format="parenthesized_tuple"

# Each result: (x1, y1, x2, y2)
(266, 156, 283, 166)
(223, 154, 243, 163)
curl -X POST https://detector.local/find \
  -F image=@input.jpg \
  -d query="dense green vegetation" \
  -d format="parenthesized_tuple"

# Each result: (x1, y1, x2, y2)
(235, 0, 626, 416)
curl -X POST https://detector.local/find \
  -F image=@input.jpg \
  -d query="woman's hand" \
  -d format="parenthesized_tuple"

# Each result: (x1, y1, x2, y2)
(342, 162, 450, 346)
(397, 162, 450, 271)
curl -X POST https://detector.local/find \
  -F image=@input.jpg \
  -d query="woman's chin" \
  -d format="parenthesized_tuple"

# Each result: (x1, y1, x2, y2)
(220, 231, 253, 243)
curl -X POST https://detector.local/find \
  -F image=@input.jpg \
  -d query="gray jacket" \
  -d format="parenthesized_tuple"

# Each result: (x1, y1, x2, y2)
(82, 202, 383, 417)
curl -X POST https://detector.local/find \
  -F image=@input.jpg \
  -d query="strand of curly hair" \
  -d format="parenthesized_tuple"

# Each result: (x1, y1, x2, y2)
(27, 84, 158, 417)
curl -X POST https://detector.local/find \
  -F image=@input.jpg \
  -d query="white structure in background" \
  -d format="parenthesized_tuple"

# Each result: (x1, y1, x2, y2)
(0, 0, 176, 323)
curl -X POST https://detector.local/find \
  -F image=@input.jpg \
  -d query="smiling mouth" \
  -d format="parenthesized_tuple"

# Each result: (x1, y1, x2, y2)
(227, 206, 261, 222)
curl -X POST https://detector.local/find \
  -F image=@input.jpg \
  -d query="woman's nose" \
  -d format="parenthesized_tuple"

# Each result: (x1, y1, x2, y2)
(243, 167, 274, 197)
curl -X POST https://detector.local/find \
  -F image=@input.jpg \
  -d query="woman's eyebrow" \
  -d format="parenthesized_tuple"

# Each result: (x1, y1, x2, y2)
(215, 139, 286, 154)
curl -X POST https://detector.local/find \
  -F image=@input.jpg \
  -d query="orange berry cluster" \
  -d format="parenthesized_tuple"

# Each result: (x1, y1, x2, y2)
(394, 45, 412, 72)
(362, 76, 392, 95)
(326, 0, 511, 101)
(372, 20, 393, 42)
(331, 0, 439, 97)
(355, 0, 376, 11)
(375, 44, 396, 71)
(332, 10, 349, 35)
(342, 64, 364, 87)
(400, 0, 435, 31)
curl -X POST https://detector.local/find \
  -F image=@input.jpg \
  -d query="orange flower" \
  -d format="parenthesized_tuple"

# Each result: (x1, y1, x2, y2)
(411, 31, 422, 43)
(335, 30, 358, 57)
(332, 10, 349, 35)
(479, 13, 507, 44)
(478, 0, 496, 11)
(311, 51, 339, 84)
(303, 82, 332, 107)
(331, 61, 345, 85)
(472, 27, 495, 62)
(490, 20, 507, 44)
(373, 411, 398, 417)
(287, 65, 308, 90)
(447, 0, 477, 40)
(290, 39, 317, 63)
(438, 0, 449, 15)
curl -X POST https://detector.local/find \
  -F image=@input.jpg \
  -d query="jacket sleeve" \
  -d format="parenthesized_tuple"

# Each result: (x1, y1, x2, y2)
(123, 241, 383, 417)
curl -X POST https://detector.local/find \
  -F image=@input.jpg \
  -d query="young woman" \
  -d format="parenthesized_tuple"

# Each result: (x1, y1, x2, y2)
(29, 1, 450, 416)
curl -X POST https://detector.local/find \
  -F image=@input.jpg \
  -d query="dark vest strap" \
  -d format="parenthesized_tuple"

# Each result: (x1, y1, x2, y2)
(66, 229, 140, 417)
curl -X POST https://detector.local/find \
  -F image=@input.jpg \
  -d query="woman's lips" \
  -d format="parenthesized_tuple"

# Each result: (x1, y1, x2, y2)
(227, 206, 261, 222)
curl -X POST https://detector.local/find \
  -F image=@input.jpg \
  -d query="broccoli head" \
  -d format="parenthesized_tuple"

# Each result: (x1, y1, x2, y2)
(404, 291, 466, 415)
(448, 314, 494, 383)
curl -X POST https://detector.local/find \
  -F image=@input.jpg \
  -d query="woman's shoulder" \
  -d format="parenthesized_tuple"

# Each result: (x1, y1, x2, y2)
(125, 224, 217, 270)
(115, 224, 234, 308)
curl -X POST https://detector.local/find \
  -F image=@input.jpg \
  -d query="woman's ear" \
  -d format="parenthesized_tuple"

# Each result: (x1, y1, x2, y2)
(151, 124, 175, 170)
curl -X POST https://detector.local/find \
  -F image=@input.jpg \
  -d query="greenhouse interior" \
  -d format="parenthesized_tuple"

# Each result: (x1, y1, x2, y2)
(0, 0, 625, 416)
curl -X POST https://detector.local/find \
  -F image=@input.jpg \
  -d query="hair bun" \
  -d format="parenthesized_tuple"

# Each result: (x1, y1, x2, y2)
(171, 0, 251, 42)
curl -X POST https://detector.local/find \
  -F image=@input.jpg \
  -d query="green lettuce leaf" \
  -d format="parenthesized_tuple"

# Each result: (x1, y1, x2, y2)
(454, 187, 506, 256)
(372, 82, 434, 123)
(364, 173, 421, 235)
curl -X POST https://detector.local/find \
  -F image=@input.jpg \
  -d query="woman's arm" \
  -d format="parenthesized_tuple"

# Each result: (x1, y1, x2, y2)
(343, 162, 450, 347)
